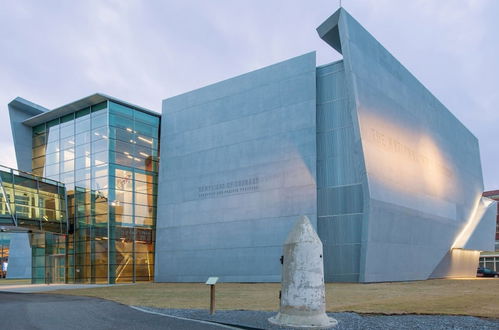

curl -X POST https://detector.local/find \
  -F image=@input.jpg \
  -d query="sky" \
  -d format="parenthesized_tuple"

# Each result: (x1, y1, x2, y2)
(0, 0, 498, 189)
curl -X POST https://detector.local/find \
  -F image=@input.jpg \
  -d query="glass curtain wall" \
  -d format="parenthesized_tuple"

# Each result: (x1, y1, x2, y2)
(0, 165, 66, 233)
(31, 100, 159, 283)
(108, 101, 158, 283)
(32, 232, 66, 284)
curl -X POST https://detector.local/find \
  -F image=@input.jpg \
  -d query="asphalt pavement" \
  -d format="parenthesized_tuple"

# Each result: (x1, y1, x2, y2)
(0, 292, 234, 330)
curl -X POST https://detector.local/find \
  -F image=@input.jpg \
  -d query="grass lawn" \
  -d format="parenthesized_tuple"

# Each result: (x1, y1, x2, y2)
(46, 278, 499, 318)
(0, 278, 31, 285)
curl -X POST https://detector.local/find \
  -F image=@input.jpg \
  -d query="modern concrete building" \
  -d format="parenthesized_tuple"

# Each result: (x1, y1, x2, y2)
(3, 8, 496, 283)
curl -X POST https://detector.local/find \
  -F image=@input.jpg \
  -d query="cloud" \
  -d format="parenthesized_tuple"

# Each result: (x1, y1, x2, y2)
(0, 0, 497, 188)
(0, 144, 17, 169)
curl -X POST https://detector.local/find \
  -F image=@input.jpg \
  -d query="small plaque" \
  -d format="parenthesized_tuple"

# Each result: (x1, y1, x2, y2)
(205, 277, 219, 285)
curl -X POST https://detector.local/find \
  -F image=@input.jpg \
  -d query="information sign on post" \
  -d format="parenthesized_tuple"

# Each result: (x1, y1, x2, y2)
(205, 277, 219, 314)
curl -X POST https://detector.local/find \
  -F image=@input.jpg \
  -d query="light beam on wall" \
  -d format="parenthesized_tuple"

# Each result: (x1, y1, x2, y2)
(451, 196, 494, 249)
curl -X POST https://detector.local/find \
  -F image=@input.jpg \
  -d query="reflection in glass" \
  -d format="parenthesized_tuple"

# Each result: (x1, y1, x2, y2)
(29, 99, 159, 284)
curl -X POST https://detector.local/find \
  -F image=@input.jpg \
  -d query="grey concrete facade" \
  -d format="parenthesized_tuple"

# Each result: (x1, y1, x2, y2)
(316, 60, 365, 282)
(155, 53, 318, 282)
(8, 97, 47, 172)
(155, 8, 495, 283)
(317, 8, 495, 282)
(6, 233, 32, 279)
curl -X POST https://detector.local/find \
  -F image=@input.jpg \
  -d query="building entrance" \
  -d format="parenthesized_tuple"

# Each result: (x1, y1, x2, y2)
(47, 254, 65, 284)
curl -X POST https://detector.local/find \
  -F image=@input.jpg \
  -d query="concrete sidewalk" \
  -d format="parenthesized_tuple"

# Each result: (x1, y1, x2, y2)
(0, 283, 120, 293)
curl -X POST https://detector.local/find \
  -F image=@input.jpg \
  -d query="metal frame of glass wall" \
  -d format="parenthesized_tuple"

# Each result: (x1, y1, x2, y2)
(31, 100, 159, 283)
(0, 165, 66, 233)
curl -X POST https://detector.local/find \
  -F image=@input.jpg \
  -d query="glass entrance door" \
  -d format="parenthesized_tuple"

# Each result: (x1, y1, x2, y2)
(47, 254, 65, 284)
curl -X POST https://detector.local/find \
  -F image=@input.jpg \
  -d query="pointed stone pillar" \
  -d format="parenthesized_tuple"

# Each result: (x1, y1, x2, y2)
(269, 216, 337, 328)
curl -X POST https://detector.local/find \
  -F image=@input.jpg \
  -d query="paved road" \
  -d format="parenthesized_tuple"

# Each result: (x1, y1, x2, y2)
(0, 292, 232, 330)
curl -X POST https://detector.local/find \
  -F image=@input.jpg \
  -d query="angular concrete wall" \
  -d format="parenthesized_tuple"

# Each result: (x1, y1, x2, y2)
(156, 53, 318, 282)
(318, 9, 494, 282)
(6, 233, 32, 279)
(8, 97, 47, 172)
(316, 61, 365, 282)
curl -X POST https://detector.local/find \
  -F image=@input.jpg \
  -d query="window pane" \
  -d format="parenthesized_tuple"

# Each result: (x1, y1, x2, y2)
(92, 138, 108, 154)
(93, 150, 108, 166)
(33, 145, 46, 159)
(76, 107, 91, 118)
(135, 193, 154, 207)
(135, 216, 154, 226)
(135, 135, 155, 148)
(110, 114, 134, 131)
(75, 143, 90, 159)
(94, 201, 108, 215)
(60, 113, 74, 124)
(60, 123, 74, 138)
(75, 117, 90, 133)
(135, 204, 155, 218)
(135, 121, 158, 138)
(135, 180, 154, 194)
(111, 151, 134, 167)
(114, 202, 133, 216)
(91, 111, 108, 129)
(93, 165, 108, 178)
(75, 179, 91, 190)
(92, 176, 108, 191)
(75, 156, 91, 170)
(46, 120, 60, 142)
(75, 168, 91, 182)
(46, 141, 59, 155)
(76, 131, 91, 145)
(134, 111, 159, 126)
(109, 101, 133, 118)
(60, 171, 74, 183)
(33, 133, 46, 147)
(113, 190, 133, 204)
(61, 148, 75, 162)
(32, 156, 46, 169)
(44, 163, 59, 177)
(61, 136, 76, 150)
(60, 159, 74, 173)
(109, 126, 134, 143)
(92, 127, 109, 141)
(91, 101, 107, 112)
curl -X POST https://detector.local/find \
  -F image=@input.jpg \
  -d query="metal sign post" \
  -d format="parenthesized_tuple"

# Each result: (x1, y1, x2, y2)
(205, 277, 219, 314)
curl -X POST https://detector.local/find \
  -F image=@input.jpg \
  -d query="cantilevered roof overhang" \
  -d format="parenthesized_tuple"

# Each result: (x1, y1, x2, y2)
(22, 93, 160, 127)
(8, 97, 48, 116)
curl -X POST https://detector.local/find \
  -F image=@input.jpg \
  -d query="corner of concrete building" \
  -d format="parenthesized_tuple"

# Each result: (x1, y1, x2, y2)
(155, 52, 318, 283)
(317, 8, 491, 282)
(8, 97, 48, 172)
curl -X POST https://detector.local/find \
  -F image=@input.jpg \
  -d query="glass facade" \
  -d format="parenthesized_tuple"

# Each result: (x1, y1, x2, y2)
(30, 100, 160, 283)
(482, 190, 499, 251)
(32, 232, 67, 283)
(0, 233, 10, 278)
(0, 165, 66, 233)
(479, 256, 499, 272)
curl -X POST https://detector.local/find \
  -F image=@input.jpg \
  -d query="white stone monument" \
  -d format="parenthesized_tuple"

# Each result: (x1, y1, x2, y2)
(269, 216, 337, 328)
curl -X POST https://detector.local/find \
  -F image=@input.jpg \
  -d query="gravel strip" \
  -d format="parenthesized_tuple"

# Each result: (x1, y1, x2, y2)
(137, 307, 499, 330)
